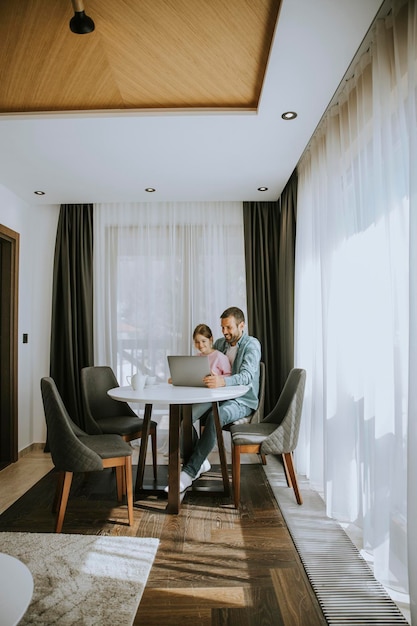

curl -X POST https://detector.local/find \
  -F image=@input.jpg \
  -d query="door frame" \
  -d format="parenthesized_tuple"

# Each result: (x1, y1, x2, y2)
(0, 223, 19, 468)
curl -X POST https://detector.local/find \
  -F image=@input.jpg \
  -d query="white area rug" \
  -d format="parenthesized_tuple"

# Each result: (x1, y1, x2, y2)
(0, 532, 159, 625)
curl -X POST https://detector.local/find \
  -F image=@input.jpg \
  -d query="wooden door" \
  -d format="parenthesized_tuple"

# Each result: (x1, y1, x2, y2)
(0, 224, 19, 469)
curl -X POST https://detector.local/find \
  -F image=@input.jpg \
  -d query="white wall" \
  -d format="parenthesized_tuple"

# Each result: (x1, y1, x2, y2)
(0, 184, 59, 450)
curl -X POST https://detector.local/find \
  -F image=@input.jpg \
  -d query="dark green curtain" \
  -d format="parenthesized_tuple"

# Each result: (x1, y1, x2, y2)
(49, 204, 94, 430)
(243, 170, 297, 415)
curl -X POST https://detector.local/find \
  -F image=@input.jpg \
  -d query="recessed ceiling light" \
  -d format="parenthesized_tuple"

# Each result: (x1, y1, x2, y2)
(34, 190, 45, 195)
(145, 187, 156, 193)
(281, 111, 297, 120)
(257, 187, 268, 192)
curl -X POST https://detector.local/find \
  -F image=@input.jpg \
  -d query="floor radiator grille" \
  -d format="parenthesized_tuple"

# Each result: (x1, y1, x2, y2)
(293, 532, 408, 625)
(264, 461, 410, 626)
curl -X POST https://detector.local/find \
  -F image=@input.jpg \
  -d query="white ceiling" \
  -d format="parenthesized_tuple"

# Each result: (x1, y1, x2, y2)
(0, 0, 384, 206)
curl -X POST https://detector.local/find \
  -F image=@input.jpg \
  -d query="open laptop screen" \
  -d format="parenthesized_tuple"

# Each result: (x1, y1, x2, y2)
(167, 355, 211, 387)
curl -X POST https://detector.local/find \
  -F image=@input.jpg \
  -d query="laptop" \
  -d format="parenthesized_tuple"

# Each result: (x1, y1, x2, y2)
(167, 355, 211, 387)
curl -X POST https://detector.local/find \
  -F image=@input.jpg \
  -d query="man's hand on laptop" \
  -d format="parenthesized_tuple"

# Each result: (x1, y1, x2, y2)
(204, 372, 226, 388)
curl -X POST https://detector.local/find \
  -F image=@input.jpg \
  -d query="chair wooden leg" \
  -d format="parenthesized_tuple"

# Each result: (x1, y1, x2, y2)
(117, 464, 126, 497)
(283, 452, 303, 505)
(55, 471, 73, 533)
(260, 453, 267, 465)
(232, 444, 241, 508)
(125, 456, 134, 526)
(52, 471, 64, 513)
(103, 456, 134, 524)
(151, 427, 157, 480)
(115, 466, 124, 502)
(281, 453, 293, 488)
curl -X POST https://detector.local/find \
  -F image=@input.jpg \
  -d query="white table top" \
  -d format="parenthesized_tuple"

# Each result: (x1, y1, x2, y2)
(108, 382, 249, 405)
(0, 553, 33, 626)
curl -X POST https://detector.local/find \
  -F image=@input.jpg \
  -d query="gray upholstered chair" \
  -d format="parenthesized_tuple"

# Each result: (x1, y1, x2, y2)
(230, 368, 306, 508)
(81, 365, 157, 479)
(41, 377, 134, 533)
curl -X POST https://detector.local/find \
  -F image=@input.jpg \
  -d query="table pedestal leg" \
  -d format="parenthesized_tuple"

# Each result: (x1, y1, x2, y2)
(134, 399, 230, 511)
(166, 404, 181, 514)
(182, 405, 193, 464)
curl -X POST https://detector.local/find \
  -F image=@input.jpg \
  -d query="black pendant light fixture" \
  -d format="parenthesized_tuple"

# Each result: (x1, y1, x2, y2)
(70, 0, 95, 34)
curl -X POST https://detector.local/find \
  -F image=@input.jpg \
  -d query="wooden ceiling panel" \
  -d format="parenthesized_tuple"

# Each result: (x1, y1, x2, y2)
(0, 0, 281, 113)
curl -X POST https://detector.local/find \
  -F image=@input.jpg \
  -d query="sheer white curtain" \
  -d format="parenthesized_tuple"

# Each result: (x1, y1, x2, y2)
(93, 201, 246, 383)
(294, 0, 417, 613)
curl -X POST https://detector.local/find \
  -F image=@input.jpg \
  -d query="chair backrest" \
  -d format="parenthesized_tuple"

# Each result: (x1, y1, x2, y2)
(81, 366, 136, 434)
(41, 377, 103, 473)
(261, 368, 306, 455)
(249, 361, 266, 424)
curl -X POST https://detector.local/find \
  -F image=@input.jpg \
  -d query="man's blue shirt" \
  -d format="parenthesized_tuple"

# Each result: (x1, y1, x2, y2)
(213, 333, 261, 410)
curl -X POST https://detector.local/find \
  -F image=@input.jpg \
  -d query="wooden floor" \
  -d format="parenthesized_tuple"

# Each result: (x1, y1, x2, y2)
(0, 447, 327, 626)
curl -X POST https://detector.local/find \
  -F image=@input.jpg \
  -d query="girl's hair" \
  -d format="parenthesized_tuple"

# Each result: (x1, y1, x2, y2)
(192, 323, 213, 340)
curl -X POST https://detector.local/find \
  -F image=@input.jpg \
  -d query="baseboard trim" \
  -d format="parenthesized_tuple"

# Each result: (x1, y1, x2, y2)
(18, 443, 46, 458)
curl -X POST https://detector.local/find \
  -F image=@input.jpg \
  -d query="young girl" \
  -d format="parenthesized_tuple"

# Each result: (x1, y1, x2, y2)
(192, 323, 231, 376)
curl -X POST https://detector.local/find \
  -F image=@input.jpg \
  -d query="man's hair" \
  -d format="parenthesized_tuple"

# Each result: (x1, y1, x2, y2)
(220, 307, 245, 324)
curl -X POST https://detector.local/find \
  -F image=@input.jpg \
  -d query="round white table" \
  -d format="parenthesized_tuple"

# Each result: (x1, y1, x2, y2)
(0, 553, 33, 626)
(108, 383, 249, 513)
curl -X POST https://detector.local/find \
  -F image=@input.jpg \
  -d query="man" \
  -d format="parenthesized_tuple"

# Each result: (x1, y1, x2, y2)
(173, 306, 261, 493)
